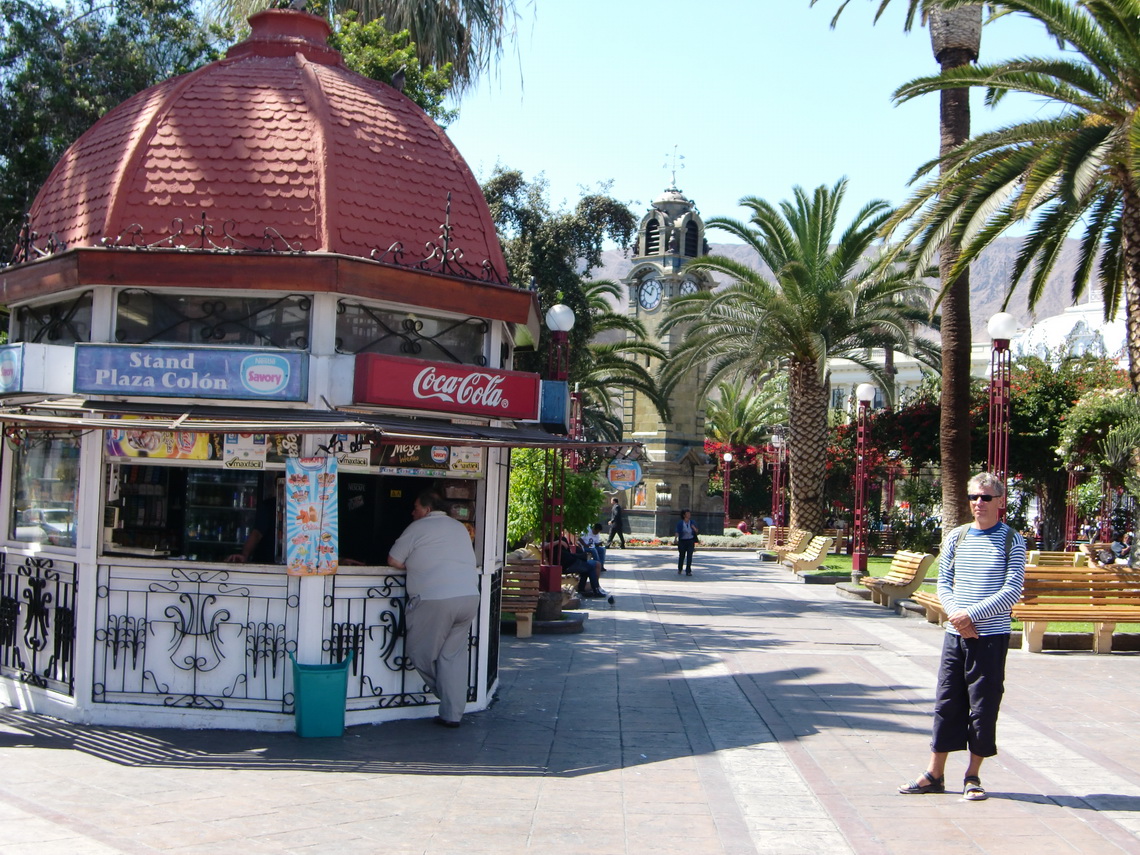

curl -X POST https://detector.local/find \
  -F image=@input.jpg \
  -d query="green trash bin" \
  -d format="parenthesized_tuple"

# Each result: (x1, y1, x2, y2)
(290, 649, 354, 737)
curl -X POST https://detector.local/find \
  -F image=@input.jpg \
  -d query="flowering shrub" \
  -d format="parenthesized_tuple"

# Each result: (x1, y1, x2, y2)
(627, 534, 767, 548)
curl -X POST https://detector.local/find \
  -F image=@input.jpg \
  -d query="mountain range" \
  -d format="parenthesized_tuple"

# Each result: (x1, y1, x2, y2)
(589, 237, 1094, 338)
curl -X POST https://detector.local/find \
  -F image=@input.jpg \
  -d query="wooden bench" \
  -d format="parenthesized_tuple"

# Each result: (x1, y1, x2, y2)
(760, 526, 789, 550)
(871, 531, 899, 555)
(501, 564, 541, 638)
(1078, 543, 1117, 568)
(1013, 566, 1140, 653)
(823, 528, 848, 554)
(783, 536, 834, 573)
(911, 588, 947, 625)
(773, 529, 812, 563)
(860, 550, 935, 609)
(1026, 550, 1083, 567)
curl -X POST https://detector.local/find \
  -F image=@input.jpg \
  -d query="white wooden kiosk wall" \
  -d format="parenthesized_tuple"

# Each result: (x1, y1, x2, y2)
(0, 294, 518, 731)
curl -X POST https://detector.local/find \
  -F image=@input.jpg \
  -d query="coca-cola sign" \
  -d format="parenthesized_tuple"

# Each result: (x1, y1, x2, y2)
(353, 354, 541, 420)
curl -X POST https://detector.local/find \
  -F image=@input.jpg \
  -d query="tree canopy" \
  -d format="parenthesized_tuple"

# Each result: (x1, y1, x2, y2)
(0, 0, 232, 259)
(505, 448, 606, 546)
(210, 0, 517, 92)
(329, 11, 457, 125)
(887, 0, 1140, 390)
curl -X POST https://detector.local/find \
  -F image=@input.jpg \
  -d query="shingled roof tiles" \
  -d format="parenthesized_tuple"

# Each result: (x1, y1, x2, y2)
(28, 9, 506, 280)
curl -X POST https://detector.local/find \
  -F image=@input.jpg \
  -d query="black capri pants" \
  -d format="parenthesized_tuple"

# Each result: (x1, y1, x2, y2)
(931, 632, 1010, 758)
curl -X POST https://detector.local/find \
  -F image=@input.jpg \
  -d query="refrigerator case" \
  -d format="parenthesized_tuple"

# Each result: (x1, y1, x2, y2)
(184, 470, 262, 562)
(105, 465, 180, 556)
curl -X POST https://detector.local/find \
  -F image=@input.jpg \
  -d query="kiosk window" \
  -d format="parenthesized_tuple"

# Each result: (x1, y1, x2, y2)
(10, 434, 80, 547)
(335, 302, 488, 364)
(115, 290, 310, 349)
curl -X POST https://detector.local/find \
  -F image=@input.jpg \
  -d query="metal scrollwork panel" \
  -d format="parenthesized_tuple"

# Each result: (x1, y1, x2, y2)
(0, 551, 78, 695)
(326, 573, 480, 712)
(94, 565, 298, 712)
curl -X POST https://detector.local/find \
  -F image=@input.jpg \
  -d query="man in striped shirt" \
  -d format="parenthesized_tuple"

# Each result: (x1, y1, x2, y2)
(899, 472, 1025, 801)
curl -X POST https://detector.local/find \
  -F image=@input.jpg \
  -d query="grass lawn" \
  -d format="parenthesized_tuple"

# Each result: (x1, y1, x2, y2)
(1010, 621, 1140, 631)
(812, 555, 929, 577)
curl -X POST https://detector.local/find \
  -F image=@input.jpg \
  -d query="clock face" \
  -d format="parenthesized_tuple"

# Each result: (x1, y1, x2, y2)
(680, 279, 700, 296)
(638, 278, 663, 310)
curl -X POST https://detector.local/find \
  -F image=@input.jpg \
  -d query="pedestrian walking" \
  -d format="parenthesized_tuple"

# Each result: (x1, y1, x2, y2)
(676, 509, 699, 576)
(606, 497, 626, 549)
(898, 472, 1025, 801)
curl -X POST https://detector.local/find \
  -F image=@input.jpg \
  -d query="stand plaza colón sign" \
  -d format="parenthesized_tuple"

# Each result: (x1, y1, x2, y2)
(353, 354, 541, 420)
(74, 344, 308, 401)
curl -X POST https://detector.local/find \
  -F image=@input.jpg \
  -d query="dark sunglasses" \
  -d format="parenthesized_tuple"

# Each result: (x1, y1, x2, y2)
(967, 494, 996, 503)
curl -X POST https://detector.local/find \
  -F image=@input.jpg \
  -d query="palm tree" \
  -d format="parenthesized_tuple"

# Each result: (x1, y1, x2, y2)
(575, 279, 669, 443)
(659, 180, 940, 532)
(704, 381, 787, 449)
(888, 0, 1140, 397)
(812, 0, 982, 529)
(210, 0, 517, 91)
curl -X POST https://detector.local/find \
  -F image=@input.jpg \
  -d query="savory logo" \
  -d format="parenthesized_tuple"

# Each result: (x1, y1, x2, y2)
(241, 354, 290, 395)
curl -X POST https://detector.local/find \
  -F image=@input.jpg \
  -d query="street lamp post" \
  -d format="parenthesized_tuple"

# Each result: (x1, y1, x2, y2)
(722, 451, 733, 530)
(546, 303, 575, 383)
(540, 304, 575, 594)
(987, 312, 1018, 496)
(770, 433, 786, 529)
(852, 383, 876, 581)
(1064, 465, 1083, 549)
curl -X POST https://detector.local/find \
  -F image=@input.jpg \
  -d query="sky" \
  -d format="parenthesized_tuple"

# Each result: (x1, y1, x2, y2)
(444, 1, 1064, 241)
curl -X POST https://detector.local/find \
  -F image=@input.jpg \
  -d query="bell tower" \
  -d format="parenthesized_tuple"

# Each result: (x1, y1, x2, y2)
(620, 184, 717, 537)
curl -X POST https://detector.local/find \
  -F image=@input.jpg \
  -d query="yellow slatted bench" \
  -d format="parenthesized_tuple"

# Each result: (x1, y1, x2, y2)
(860, 550, 935, 608)
(773, 529, 812, 564)
(911, 588, 947, 625)
(823, 528, 848, 554)
(760, 526, 789, 551)
(1079, 543, 1117, 568)
(502, 564, 542, 639)
(1026, 550, 1083, 567)
(1013, 566, 1140, 653)
(783, 536, 834, 574)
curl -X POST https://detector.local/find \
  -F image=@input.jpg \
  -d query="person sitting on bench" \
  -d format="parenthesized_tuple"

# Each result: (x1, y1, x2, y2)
(556, 531, 606, 598)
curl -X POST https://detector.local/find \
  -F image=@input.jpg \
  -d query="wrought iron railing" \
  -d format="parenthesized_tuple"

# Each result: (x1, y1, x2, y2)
(94, 565, 299, 712)
(0, 552, 78, 696)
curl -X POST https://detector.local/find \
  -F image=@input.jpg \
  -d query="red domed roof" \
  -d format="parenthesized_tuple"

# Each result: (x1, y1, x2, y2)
(26, 10, 506, 281)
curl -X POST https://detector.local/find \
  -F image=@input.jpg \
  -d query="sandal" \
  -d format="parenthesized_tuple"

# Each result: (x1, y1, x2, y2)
(963, 776, 987, 801)
(898, 771, 945, 794)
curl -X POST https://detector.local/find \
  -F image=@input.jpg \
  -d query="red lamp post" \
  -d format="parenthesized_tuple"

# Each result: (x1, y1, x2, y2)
(540, 303, 575, 593)
(852, 383, 876, 580)
(987, 312, 1018, 499)
(722, 451, 733, 530)
(770, 433, 786, 529)
(1064, 465, 1083, 548)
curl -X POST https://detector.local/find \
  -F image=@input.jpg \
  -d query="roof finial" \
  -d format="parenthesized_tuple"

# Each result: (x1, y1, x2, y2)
(663, 144, 685, 191)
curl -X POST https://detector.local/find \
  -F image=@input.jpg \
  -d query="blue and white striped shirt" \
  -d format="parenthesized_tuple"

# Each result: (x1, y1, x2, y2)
(937, 523, 1026, 636)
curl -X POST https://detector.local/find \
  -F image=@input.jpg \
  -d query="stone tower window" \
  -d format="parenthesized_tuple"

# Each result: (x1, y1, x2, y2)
(645, 219, 661, 255)
(684, 221, 699, 257)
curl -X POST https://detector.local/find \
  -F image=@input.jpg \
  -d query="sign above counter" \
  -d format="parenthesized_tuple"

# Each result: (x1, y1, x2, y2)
(75, 344, 308, 401)
(352, 354, 540, 420)
(0, 343, 76, 397)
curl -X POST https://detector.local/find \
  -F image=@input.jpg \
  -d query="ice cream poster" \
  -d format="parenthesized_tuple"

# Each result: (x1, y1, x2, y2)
(105, 420, 210, 459)
(285, 457, 339, 576)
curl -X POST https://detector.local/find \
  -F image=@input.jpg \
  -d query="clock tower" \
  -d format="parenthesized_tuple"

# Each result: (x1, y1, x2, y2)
(620, 185, 717, 537)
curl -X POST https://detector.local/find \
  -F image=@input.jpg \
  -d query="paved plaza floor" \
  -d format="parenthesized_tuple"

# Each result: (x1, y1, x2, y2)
(0, 549, 1137, 854)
